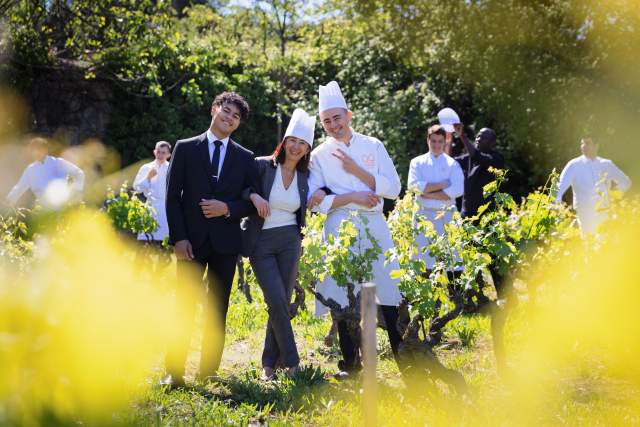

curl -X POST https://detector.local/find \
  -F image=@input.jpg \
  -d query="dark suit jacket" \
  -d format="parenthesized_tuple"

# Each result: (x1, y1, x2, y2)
(455, 149, 505, 218)
(166, 132, 258, 255)
(240, 156, 309, 257)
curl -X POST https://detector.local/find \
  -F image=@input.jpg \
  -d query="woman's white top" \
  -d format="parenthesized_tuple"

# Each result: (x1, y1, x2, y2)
(262, 164, 300, 230)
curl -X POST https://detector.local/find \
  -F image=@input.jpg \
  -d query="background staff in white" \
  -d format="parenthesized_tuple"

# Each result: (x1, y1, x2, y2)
(6, 137, 84, 208)
(132, 141, 171, 241)
(241, 108, 315, 381)
(556, 136, 631, 235)
(307, 80, 403, 374)
(408, 124, 464, 270)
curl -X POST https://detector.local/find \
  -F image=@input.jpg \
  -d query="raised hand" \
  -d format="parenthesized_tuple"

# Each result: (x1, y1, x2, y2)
(332, 148, 362, 176)
(146, 168, 158, 180)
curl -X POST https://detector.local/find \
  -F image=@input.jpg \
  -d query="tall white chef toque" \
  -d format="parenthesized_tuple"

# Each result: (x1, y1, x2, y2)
(318, 81, 348, 114)
(283, 108, 316, 147)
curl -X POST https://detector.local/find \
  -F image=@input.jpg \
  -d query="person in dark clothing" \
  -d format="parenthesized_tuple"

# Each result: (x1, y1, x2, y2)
(454, 126, 504, 218)
(445, 131, 465, 211)
(454, 125, 509, 375)
(447, 133, 466, 158)
(164, 92, 259, 388)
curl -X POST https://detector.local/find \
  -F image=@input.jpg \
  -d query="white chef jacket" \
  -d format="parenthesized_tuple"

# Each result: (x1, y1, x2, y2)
(308, 131, 403, 315)
(556, 155, 631, 234)
(308, 131, 402, 214)
(133, 160, 170, 241)
(6, 156, 84, 206)
(407, 152, 464, 269)
(407, 152, 464, 210)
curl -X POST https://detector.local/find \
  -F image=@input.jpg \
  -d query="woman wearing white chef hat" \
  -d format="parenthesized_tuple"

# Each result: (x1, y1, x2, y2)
(241, 108, 316, 380)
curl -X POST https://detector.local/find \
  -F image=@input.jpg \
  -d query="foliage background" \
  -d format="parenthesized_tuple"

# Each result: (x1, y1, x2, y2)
(1, 0, 639, 197)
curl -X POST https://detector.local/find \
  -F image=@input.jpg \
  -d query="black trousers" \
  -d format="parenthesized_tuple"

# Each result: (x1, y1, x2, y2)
(166, 239, 237, 379)
(337, 305, 403, 371)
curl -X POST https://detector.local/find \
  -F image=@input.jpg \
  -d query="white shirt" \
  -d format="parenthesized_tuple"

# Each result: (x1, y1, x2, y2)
(133, 160, 169, 204)
(262, 164, 300, 230)
(206, 130, 230, 178)
(6, 156, 85, 205)
(407, 152, 464, 210)
(308, 131, 401, 213)
(556, 155, 631, 212)
(133, 160, 170, 240)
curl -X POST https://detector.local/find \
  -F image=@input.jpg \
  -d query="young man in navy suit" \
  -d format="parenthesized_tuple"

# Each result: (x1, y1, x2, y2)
(165, 92, 258, 387)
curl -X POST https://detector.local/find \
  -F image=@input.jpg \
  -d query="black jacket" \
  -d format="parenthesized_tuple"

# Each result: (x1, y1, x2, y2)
(240, 156, 309, 257)
(166, 132, 258, 255)
(456, 149, 504, 218)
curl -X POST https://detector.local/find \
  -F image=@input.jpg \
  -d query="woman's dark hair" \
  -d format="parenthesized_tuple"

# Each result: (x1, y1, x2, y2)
(212, 92, 250, 120)
(271, 137, 310, 173)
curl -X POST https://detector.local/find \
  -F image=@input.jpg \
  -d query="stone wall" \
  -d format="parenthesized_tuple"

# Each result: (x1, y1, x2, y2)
(29, 65, 113, 146)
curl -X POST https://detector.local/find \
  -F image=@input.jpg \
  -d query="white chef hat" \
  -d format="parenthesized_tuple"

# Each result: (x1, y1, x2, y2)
(318, 81, 348, 114)
(283, 108, 316, 147)
(437, 107, 461, 133)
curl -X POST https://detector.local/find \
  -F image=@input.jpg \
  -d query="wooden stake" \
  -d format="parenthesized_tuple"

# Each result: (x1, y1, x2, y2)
(361, 282, 377, 426)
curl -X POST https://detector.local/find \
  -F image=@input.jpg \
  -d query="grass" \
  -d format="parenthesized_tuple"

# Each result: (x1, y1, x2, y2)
(38, 264, 640, 426)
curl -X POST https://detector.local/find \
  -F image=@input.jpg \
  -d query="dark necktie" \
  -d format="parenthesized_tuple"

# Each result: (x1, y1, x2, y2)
(211, 140, 223, 182)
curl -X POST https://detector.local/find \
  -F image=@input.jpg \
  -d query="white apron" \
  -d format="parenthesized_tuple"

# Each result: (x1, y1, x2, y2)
(414, 206, 462, 271)
(139, 196, 169, 241)
(315, 209, 403, 316)
(133, 162, 170, 241)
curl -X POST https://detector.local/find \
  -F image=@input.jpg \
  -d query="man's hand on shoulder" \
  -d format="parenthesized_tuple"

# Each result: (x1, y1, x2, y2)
(199, 198, 230, 218)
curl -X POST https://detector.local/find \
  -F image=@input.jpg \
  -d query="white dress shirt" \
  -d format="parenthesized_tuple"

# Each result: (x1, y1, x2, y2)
(206, 130, 230, 177)
(556, 155, 631, 209)
(308, 131, 401, 213)
(6, 155, 85, 206)
(407, 152, 464, 210)
(556, 155, 631, 233)
(262, 164, 300, 230)
(133, 160, 170, 240)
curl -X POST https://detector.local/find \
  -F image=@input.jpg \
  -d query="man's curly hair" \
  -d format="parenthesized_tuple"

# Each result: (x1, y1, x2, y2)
(212, 92, 250, 120)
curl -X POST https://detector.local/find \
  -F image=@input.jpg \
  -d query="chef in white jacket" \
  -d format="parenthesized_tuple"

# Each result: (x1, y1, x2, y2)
(132, 141, 172, 241)
(408, 124, 464, 270)
(6, 137, 84, 209)
(307, 80, 403, 373)
(556, 137, 631, 235)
